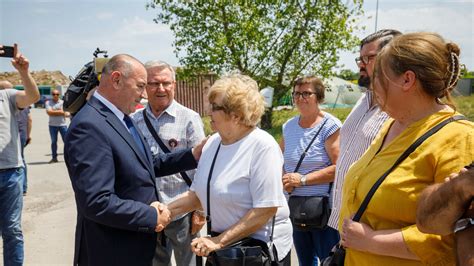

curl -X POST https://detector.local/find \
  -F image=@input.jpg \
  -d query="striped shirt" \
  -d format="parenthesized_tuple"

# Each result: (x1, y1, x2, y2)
(328, 91, 389, 229)
(132, 100, 205, 220)
(282, 112, 342, 198)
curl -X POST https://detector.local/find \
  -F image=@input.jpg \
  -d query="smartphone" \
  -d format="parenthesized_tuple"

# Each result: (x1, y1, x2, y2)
(0, 45, 14, 58)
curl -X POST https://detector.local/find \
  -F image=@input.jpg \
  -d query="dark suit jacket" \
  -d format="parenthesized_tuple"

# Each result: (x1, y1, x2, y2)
(65, 97, 197, 266)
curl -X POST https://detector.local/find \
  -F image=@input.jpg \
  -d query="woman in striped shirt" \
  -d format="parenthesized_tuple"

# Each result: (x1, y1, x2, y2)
(281, 76, 341, 266)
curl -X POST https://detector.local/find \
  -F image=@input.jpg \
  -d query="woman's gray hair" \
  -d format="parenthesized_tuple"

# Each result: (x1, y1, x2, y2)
(208, 74, 265, 127)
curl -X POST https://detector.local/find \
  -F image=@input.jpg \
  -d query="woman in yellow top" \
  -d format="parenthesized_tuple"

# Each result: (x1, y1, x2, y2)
(339, 32, 474, 265)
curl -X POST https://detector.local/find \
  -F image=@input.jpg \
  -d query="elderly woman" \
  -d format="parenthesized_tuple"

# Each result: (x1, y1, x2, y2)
(281, 76, 341, 265)
(168, 74, 293, 265)
(339, 32, 474, 265)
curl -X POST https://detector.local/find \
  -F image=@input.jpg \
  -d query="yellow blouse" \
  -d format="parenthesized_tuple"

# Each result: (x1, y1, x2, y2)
(339, 110, 474, 266)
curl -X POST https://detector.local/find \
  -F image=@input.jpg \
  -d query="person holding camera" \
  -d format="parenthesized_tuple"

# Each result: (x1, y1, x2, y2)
(0, 44, 40, 266)
(0, 80, 32, 196)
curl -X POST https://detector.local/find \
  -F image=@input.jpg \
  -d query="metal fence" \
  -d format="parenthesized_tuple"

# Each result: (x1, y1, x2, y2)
(174, 73, 217, 116)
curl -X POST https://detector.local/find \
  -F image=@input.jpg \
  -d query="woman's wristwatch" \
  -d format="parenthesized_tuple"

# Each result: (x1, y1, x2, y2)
(300, 175, 307, 186)
(454, 217, 474, 233)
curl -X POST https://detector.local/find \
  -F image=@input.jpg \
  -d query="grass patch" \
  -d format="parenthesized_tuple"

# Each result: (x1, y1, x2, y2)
(454, 95, 474, 121)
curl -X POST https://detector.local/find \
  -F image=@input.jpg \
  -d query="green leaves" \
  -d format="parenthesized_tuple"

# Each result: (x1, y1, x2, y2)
(149, 0, 363, 101)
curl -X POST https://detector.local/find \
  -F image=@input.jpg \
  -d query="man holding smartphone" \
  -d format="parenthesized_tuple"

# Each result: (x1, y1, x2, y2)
(0, 44, 40, 265)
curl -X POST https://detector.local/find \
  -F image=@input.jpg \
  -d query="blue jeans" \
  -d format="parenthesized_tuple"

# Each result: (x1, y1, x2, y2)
(49, 125, 67, 159)
(293, 226, 340, 266)
(0, 167, 25, 266)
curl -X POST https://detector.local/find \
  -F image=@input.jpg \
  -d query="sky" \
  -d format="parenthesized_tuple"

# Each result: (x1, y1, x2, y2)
(1, 0, 473, 79)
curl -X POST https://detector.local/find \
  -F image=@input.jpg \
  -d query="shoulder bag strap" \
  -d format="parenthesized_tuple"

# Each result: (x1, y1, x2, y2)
(268, 215, 276, 262)
(206, 143, 221, 233)
(205, 143, 276, 262)
(143, 110, 193, 187)
(292, 118, 333, 195)
(352, 115, 466, 222)
(294, 117, 328, 173)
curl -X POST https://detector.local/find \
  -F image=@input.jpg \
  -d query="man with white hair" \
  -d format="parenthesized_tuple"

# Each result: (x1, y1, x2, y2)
(133, 60, 205, 266)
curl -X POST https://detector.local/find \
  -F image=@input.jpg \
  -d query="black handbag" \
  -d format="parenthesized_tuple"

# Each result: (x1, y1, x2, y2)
(207, 236, 271, 266)
(321, 115, 466, 266)
(288, 190, 331, 230)
(287, 118, 332, 230)
(205, 144, 276, 266)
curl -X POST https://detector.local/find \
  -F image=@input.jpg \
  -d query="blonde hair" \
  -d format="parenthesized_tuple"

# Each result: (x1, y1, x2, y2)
(208, 74, 265, 127)
(374, 32, 461, 107)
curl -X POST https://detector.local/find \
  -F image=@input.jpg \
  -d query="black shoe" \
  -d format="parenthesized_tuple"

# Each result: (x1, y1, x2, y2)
(49, 158, 58, 164)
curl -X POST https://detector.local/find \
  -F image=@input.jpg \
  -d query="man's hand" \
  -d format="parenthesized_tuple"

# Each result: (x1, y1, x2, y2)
(192, 136, 209, 161)
(11, 44, 29, 74)
(191, 210, 206, 235)
(9, 44, 40, 108)
(151, 201, 171, 232)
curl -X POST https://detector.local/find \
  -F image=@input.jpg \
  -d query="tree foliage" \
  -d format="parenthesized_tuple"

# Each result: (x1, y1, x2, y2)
(337, 68, 359, 81)
(147, 1, 363, 100)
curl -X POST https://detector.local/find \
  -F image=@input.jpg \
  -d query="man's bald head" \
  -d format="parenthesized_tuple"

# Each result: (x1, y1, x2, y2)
(101, 54, 144, 80)
(0, 80, 13, 90)
(97, 54, 147, 115)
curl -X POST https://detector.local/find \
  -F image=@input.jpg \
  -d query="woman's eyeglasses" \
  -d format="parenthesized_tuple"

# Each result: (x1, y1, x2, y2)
(292, 91, 316, 99)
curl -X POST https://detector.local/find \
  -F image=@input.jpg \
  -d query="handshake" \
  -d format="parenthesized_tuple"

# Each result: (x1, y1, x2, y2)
(150, 201, 206, 233)
(150, 201, 171, 232)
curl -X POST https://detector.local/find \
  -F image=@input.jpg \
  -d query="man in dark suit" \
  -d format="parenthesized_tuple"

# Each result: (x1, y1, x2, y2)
(65, 54, 202, 266)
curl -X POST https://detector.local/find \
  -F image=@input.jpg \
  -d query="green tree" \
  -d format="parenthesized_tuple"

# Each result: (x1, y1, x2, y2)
(337, 68, 359, 81)
(148, 1, 363, 102)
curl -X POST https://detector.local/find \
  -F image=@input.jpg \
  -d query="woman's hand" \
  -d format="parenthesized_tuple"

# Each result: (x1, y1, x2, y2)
(340, 218, 374, 252)
(282, 173, 302, 192)
(191, 236, 223, 257)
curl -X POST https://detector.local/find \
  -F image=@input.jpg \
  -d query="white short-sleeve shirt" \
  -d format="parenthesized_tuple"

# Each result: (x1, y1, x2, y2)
(191, 128, 293, 260)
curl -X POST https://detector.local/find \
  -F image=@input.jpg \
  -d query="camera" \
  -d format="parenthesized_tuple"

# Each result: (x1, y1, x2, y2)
(63, 48, 109, 114)
(0, 45, 14, 58)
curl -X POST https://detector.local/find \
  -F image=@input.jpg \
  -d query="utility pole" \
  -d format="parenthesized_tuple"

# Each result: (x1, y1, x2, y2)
(375, 0, 379, 32)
